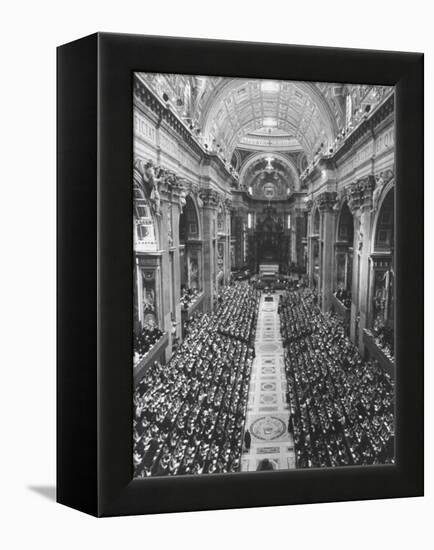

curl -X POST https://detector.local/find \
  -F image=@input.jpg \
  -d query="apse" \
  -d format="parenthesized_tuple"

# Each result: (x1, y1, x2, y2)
(240, 153, 299, 200)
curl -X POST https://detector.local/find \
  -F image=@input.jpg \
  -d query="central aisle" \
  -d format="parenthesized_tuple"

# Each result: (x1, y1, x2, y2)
(241, 292, 296, 472)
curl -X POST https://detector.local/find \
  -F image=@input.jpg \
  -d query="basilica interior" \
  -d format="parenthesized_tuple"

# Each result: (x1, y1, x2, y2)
(132, 73, 395, 476)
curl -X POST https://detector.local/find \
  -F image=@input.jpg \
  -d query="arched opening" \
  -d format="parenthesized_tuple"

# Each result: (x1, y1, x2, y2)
(374, 189, 394, 252)
(180, 195, 200, 244)
(179, 195, 202, 310)
(239, 152, 301, 197)
(334, 202, 354, 308)
(371, 187, 395, 358)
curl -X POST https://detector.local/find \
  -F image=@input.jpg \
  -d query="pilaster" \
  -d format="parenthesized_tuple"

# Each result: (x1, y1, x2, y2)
(305, 200, 315, 286)
(346, 176, 375, 352)
(318, 191, 338, 312)
(199, 189, 219, 311)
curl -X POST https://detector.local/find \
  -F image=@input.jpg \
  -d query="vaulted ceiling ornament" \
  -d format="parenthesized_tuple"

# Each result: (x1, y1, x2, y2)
(199, 79, 339, 160)
(137, 73, 393, 171)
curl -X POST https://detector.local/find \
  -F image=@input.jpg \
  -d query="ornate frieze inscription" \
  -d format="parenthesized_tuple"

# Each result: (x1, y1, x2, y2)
(339, 140, 374, 179)
(375, 127, 394, 156)
(134, 112, 157, 145)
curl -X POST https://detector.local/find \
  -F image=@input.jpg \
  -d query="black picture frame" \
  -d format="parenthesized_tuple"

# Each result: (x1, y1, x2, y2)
(57, 32, 424, 517)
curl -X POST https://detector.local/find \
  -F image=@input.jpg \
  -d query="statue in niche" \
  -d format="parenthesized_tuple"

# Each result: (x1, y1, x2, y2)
(143, 286, 155, 313)
(371, 174, 385, 214)
(179, 189, 187, 213)
(190, 256, 199, 289)
(143, 313, 157, 330)
(143, 161, 161, 216)
(142, 282, 157, 329)
(374, 279, 386, 321)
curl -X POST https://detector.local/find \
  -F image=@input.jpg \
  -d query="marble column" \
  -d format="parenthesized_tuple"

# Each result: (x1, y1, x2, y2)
(157, 200, 173, 362)
(350, 213, 361, 345)
(294, 208, 306, 268)
(158, 175, 187, 361)
(347, 176, 375, 352)
(290, 210, 297, 265)
(318, 192, 338, 312)
(170, 198, 183, 343)
(200, 189, 219, 312)
(305, 201, 314, 286)
(224, 199, 232, 283)
(356, 178, 375, 353)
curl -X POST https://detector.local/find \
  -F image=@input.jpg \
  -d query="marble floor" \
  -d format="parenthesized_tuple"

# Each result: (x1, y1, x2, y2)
(241, 292, 296, 472)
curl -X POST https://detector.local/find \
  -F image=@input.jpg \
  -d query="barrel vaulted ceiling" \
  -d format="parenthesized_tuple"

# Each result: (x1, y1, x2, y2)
(137, 73, 346, 159)
(200, 79, 341, 160)
(137, 73, 393, 183)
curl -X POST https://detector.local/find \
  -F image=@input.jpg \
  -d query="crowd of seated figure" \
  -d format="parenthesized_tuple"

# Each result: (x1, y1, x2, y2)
(180, 286, 201, 309)
(214, 283, 260, 346)
(182, 310, 202, 336)
(133, 283, 259, 477)
(133, 325, 164, 365)
(254, 276, 306, 293)
(280, 289, 394, 468)
(371, 317, 395, 361)
(334, 287, 352, 309)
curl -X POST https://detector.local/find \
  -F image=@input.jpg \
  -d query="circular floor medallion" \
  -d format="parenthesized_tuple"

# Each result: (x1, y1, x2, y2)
(251, 416, 286, 440)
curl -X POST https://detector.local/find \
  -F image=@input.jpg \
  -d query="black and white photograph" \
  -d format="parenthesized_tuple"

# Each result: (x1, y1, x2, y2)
(132, 73, 395, 477)
(2, 0, 429, 540)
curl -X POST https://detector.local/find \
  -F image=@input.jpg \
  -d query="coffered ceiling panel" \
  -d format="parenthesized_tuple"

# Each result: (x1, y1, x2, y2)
(136, 73, 391, 165)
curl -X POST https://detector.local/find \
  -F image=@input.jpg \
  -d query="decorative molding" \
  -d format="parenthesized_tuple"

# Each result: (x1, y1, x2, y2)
(199, 188, 220, 208)
(134, 75, 237, 187)
(334, 94, 394, 160)
(346, 175, 376, 215)
(305, 199, 314, 213)
(134, 158, 188, 216)
(370, 252, 393, 269)
(317, 191, 338, 212)
(372, 169, 394, 213)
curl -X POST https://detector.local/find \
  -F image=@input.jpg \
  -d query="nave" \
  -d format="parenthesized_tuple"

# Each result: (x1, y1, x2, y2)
(132, 74, 396, 477)
(133, 283, 394, 477)
(241, 293, 296, 472)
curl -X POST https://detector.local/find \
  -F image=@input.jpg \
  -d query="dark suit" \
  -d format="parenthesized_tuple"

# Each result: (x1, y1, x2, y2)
(244, 430, 252, 450)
